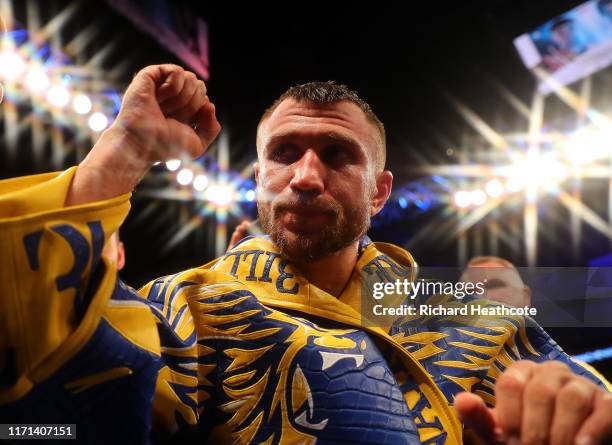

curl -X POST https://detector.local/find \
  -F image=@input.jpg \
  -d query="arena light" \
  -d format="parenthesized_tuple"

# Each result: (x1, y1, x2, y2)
(73, 93, 92, 114)
(25, 68, 50, 93)
(88, 112, 108, 132)
(0, 51, 25, 81)
(46, 85, 70, 108)
(485, 179, 504, 198)
(205, 183, 235, 208)
(193, 174, 209, 191)
(165, 159, 181, 171)
(507, 152, 568, 192)
(245, 189, 256, 202)
(506, 176, 525, 192)
(454, 190, 471, 208)
(177, 168, 194, 186)
(574, 346, 612, 364)
(470, 189, 487, 206)
(563, 127, 612, 165)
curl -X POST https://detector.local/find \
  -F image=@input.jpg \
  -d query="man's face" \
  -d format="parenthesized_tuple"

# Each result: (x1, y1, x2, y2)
(102, 233, 125, 271)
(553, 23, 573, 45)
(461, 260, 531, 308)
(255, 98, 391, 263)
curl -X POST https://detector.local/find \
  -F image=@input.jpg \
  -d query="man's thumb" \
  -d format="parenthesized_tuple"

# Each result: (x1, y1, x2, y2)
(454, 392, 499, 442)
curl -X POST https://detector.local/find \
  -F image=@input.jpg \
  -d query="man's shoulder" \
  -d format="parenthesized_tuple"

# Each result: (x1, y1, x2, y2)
(138, 265, 243, 301)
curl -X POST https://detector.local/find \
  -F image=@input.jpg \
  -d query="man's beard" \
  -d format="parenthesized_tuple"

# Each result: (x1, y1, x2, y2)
(258, 192, 371, 264)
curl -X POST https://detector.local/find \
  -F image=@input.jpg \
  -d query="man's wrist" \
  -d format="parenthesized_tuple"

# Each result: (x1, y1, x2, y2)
(65, 125, 152, 206)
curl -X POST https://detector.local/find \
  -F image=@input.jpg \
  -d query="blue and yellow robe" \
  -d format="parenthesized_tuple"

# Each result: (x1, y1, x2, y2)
(0, 168, 608, 444)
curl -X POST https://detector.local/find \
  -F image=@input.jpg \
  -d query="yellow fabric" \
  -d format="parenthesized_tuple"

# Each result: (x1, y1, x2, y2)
(0, 168, 76, 218)
(0, 168, 136, 400)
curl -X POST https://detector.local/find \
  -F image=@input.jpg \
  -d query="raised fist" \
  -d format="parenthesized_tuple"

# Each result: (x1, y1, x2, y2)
(67, 65, 221, 205)
(116, 64, 220, 164)
(456, 360, 612, 445)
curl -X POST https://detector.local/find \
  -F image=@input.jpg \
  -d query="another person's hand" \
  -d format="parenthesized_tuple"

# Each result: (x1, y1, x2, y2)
(227, 220, 250, 252)
(67, 64, 221, 205)
(455, 360, 612, 444)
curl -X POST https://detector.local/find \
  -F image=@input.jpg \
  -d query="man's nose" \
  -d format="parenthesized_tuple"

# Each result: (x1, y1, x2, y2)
(289, 149, 325, 195)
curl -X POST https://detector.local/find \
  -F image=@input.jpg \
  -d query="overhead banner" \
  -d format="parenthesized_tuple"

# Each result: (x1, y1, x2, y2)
(514, 0, 612, 94)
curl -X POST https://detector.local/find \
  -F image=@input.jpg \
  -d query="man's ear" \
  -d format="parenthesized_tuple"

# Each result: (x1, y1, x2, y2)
(523, 286, 532, 307)
(371, 170, 393, 216)
(254, 162, 260, 184)
(116, 241, 126, 271)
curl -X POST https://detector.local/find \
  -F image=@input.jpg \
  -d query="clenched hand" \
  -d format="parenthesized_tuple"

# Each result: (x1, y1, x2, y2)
(455, 360, 612, 445)
(67, 64, 221, 206)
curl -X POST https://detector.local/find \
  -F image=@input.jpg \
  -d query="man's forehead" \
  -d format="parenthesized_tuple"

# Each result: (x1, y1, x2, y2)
(472, 260, 510, 268)
(267, 98, 369, 125)
(258, 98, 379, 149)
(463, 265, 524, 287)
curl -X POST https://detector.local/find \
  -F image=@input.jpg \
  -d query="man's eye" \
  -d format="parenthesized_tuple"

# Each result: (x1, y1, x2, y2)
(322, 145, 353, 165)
(485, 279, 508, 290)
(270, 145, 301, 163)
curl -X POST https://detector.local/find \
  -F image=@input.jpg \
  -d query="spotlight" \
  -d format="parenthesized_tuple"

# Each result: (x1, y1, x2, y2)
(88, 112, 108, 132)
(454, 190, 471, 208)
(245, 189, 256, 202)
(564, 127, 612, 165)
(73, 94, 92, 114)
(485, 179, 504, 198)
(205, 183, 234, 207)
(509, 153, 568, 191)
(25, 68, 50, 93)
(193, 174, 209, 191)
(0, 51, 25, 80)
(165, 159, 181, 171)
(177, 168, 194, 186)
(506, 176, 525, 192)
(398, 196, 408, 209)
(46, 85, 70, 108)
(470, 189, 487, 206)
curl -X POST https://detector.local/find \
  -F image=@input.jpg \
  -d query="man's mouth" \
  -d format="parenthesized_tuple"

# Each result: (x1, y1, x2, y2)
(278, 206, 335, 231)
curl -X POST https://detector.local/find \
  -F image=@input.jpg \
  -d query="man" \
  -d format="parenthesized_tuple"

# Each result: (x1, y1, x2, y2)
(1, 63, 611, 444)
(460, 256, 531, 308)
(102, 232, 126, 271)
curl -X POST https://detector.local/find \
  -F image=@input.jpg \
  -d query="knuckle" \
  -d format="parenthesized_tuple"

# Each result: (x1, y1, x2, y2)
(600, 391, 612, 407)
(540, 360, 569, 373)
(522, 429, 548, 445)
(165, 63, 183, 72)
(504, 360, 534, 376)
(558, 381, 591, 409)
(525, 380, 557, 402)
(135, 65, 155, 80)
(496, 371, 525, 393)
